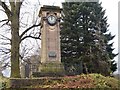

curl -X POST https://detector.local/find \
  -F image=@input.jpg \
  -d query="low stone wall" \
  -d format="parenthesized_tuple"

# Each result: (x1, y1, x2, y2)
(10, 77, 62, 88)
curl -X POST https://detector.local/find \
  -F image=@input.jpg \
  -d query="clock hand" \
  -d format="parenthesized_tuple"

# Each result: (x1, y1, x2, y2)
(51, 16, 53, 20)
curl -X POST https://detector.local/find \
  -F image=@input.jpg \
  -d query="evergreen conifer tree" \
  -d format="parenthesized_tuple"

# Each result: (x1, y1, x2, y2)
(61, 2, 117, 75)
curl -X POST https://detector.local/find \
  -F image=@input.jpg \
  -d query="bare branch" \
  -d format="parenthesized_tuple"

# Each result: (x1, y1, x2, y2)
(3, 62, 9, 68)
(0, 19, 10, 27)
(21, 35, 41, 42)
(20, 23, 41, 39)
(0, 0, 12, 19)
(0, 62, 9, 71)
(0, 8, 5, 13)
(20, 12, 30, 27)
(0, 19, 8, 23)
(0, 42, 11, 45)
(0, 22, 9, 28)
(19, 54, 23, 60)
(20, 43, 34, 60)
(0, 48, 10, 54)
(0, 34, 11, 41)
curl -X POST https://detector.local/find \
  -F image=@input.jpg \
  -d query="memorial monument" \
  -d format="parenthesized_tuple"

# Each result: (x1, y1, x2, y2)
(34, 5, 64, 77)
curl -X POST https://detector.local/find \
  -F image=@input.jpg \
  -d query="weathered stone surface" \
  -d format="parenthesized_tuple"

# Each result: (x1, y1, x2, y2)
(33, 62, 65, 77)
(38, 5, 65, 77)
(10, 77, 63, 88)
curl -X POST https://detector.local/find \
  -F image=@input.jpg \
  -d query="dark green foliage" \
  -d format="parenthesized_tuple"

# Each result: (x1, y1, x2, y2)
(110, 60, 117, 73)
(61, 2, 117, 75)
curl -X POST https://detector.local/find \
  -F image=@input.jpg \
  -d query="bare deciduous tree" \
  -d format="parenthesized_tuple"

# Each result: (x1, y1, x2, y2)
(0, 0, 41, 78)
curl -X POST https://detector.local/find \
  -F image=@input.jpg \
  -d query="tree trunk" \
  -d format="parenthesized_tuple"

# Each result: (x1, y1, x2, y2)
(10, 4, 21, 78)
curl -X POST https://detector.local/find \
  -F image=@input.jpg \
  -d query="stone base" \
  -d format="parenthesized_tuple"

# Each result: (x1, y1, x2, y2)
(10, 77, 63, 88)
(32, 62, 65, 77)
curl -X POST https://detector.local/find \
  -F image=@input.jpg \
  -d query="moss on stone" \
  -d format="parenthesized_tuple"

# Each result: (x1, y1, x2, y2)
(33, 62, 65, 77)
(40, 63, 64, 73)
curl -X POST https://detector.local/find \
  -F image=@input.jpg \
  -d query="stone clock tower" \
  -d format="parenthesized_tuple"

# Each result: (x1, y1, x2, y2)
(37, 5, 64, 77)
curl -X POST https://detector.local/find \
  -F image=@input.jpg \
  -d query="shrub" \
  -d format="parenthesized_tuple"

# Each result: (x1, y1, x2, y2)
(0, 76, 10, 89)
(89, 73, 119, 88)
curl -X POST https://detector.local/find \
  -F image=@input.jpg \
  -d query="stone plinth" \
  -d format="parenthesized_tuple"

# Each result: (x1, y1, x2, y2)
(33, 62, 65, 77)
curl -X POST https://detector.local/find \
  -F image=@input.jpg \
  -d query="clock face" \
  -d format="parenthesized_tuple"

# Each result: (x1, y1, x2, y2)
(47, 15, 57, 26)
